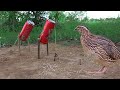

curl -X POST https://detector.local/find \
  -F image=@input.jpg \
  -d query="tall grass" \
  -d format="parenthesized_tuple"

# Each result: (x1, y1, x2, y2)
(49, 18, 120, 43)
(0, 28, 18, 46)
(81, 19, 120, 42)
(49, 20, 80, 42)
(0, 18, 120, 46)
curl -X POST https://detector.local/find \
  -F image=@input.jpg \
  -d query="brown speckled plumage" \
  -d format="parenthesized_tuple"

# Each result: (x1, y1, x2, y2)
(77, 26, 120, 60)
(75, 25, 120, 62)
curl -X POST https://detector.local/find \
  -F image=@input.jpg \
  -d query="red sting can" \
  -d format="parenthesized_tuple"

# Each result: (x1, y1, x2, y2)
(39, 19, 55, 44)
(19, 20, 35, 41)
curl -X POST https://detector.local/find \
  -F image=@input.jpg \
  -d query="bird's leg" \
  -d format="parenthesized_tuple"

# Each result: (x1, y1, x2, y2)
(86, 66, 107, 74)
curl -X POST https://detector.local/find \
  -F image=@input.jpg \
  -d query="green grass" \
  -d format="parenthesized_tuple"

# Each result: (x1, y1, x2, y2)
(0, 18, 120, 46)
(82, 20, 120, 42)
(49, 19, 120, 43)
(0, 30, 18, 46)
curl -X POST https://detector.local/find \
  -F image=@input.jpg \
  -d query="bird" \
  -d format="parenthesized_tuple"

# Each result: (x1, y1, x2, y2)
(74, 25, 120, 75)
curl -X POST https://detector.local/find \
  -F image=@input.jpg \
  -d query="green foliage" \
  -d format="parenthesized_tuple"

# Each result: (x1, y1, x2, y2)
(79, 18, 120, 42)
(0, 11, 9, 25)
(0, 11, 120, 47)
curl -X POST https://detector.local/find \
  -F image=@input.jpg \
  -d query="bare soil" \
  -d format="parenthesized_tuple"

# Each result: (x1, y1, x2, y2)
(0, 42, 120, 79)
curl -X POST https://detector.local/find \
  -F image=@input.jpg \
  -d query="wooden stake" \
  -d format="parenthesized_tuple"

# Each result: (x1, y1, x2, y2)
(54, 53, 58, 61)
(54, 22, 58, 61)
(27, 39, 30, 52)
(38, 38, 40, 59)
(47, 43, 49, 55)
(18, 37, 21, 54)
(79, 59, 81, 65)
(14, 38, 18, 45)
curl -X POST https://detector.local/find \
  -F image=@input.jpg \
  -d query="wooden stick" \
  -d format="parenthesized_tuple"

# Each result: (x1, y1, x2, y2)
(18, 38, 21, 54)
(12, 38, 18, 52)
(38, 38, 40, 59)
(54, 53, 58, 61)
(27, 39, 30, 52)
(79, 59, 81, 65)
(47, 43, 49, 55)
(14, 38, 18, 46)
(54, 22, 57, 61)
(47, 30, 51, 56)
(14, 33, 19, 46)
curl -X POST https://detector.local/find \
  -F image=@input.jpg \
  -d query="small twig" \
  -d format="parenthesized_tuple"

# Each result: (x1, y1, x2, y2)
(54, 19, 58, 61)
(14, 38, 18, 46)
(54, 53, 58, 61)
(27, 37, 30, 52)
(47, 43, 49, 55)
(79, 59, 82, 65)
(18, 37, 21, 54)
(38, 38, 40, 59)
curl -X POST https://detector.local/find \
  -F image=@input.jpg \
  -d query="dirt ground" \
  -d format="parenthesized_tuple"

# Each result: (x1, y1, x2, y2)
(0, 42, 120, 79)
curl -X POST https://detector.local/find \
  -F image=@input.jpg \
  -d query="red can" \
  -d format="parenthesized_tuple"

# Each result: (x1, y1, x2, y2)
(39, 19, 55, 44)
(19, 20, 35, 41)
